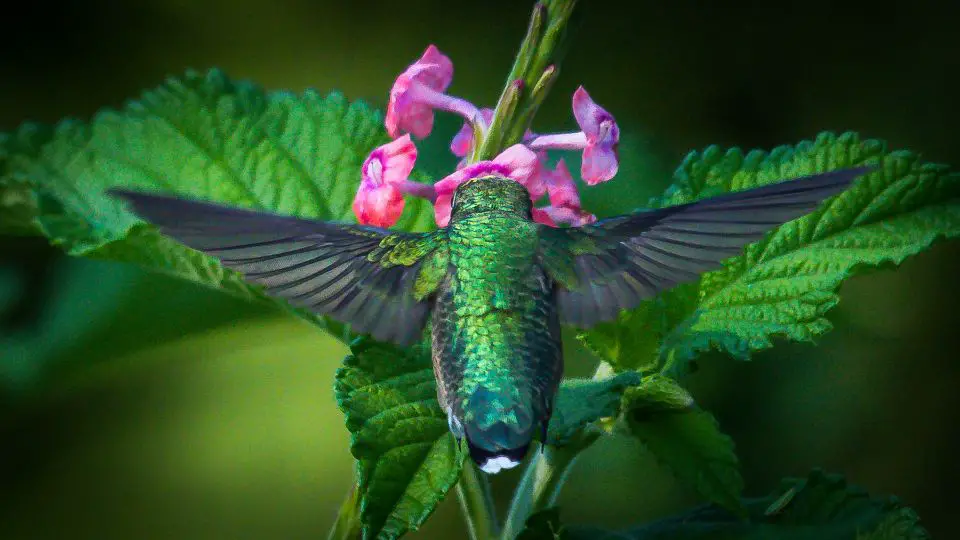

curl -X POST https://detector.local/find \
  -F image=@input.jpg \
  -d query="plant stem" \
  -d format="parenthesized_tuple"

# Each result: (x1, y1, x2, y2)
(499, 362, 614, 538)
(500, 441, 592, 540)
(456, 461, 500, 540)
(327, 484, 362, 540)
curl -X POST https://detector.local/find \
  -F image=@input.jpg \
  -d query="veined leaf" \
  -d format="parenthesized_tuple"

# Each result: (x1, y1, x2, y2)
(0, 69, 436, 342)
(620, 378, 744, 516)
(579, 132, 960, 374)
(576, 285, 697, 373)
(531, 469, 928, 539)
(546, 371, 642, 446)
(334, 338, 462, 540)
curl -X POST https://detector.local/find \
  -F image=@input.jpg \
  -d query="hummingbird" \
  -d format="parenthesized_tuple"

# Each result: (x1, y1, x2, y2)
(110, 165, 871, 474)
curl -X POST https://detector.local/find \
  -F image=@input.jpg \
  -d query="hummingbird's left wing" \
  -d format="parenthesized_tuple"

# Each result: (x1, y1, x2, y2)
(537, 167, 874, 328)
(109, 189, 448, 345)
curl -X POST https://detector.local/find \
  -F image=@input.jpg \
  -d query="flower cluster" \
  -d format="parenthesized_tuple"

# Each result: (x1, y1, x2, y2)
(353, 45, 620, 228)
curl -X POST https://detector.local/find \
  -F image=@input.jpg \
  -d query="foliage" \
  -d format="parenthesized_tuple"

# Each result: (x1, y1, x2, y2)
(580, 132, 960, 375)
(0, 69, 437, 344)
(517, 469, 929, 539)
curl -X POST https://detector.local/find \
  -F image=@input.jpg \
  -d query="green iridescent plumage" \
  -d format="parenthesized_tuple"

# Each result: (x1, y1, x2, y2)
(432, 177, 562, 468)
(109, 165, 872, 473)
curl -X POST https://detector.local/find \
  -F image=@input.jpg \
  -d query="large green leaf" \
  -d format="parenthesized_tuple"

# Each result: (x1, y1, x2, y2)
(579, 132, 960, 374)
(521, 470, 928, 539)
(620, 377, 744, 516)
(0, 68, 437, 341)
(335, 338, 462, 540)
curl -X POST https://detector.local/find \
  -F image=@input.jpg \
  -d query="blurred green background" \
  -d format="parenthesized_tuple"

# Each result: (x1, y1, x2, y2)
(2, 0, 959, 538)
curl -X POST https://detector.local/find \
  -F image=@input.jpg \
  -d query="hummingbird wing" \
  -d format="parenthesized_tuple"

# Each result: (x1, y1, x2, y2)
(537, 167, 874, 328)
(109, 189, 448, 345)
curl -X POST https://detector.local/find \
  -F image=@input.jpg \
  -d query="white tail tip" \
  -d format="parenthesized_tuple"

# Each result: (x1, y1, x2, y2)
(478, 455, 522, 474)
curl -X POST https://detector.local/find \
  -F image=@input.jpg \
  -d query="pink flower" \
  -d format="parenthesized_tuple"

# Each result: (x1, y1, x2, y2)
(573, 86, 619, 184)
(450, 108, 494, 157)
(531, 208, 557, 227)
(527, 86, 620, 185)
(545, 159, 581, 209)
(534, 159, 596, 227)
(432, 144, 539, 226)
(352, 135, 418, 227)
(537, 205, 597, 227)
(385, 45, 479, 140)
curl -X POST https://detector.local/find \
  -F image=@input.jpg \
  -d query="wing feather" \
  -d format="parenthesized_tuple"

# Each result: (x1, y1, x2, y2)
(110, 189, 446, 345)
(539, 167, 874, 327)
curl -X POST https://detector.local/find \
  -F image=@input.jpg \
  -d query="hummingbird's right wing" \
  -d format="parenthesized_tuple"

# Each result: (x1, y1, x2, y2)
(110, 189, 448, 346)
(537, 167, 875, 328)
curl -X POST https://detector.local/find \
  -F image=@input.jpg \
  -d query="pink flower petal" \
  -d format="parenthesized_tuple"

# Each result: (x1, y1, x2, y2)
(450, 108, 493, 157)
(572, 86, 603, 137)
(414, 45, 454, 91)
(433, 191, 454, 227)
(386, 45, 455, 139)
(581, 144, 619, 185)
(492, 144, 539, 184)
(531, 207, 557, 227)
(545, 159, 580, 208)
(539, 205, 596, 227)
(362, 134, 417, 187)
(353, 183, 405, 227)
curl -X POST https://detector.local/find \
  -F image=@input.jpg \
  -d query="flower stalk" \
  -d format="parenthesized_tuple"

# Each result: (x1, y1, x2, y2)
(476, 79, 525, 162)
(456, 461, 500, 540)
(327, 484, 362, 540)
(500, 430, 599, 540)
(474, 0, 579, 161)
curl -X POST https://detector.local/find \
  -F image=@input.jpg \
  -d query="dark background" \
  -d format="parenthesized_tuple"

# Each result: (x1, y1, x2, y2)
(2, 1, 958, 538)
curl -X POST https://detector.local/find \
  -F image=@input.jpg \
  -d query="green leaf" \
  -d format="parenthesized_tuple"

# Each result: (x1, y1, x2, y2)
(579, 131, 960, 374)
(0, 68, 437, 341)
(576, 284, 697, 373)
(547, 371, 642, 446)
(620, 382, 744, 516)
(334, 338, 463, 540)
(556, 469, 929, 539)
(620, 374, 695, 414)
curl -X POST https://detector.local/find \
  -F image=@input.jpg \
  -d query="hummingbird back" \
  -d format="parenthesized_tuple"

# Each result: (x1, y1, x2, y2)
(431, 176, 564, 474)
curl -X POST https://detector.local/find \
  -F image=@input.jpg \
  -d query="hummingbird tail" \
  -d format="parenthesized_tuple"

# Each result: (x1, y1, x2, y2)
(456, 389, 548, 474)
(466, 437, 531, 475)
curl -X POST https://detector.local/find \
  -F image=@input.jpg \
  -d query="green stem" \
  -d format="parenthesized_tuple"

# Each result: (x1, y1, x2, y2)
(500, 443, 590, 540)
(503, 2, 546, 88)
(505, 65, 558, 146)
(472, 0, 578, 162)
(476, 79, 524, 161)
(327, 484, 362, 540)
(499, 361, 613, 538)
(457, 461, 500, 540)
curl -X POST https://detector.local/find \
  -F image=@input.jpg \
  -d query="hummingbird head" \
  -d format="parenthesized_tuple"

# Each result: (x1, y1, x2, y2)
(449, 175, 533, 222)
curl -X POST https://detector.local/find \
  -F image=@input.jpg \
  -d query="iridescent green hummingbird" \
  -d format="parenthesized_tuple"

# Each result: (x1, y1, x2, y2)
(110, 165, 870, 473)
